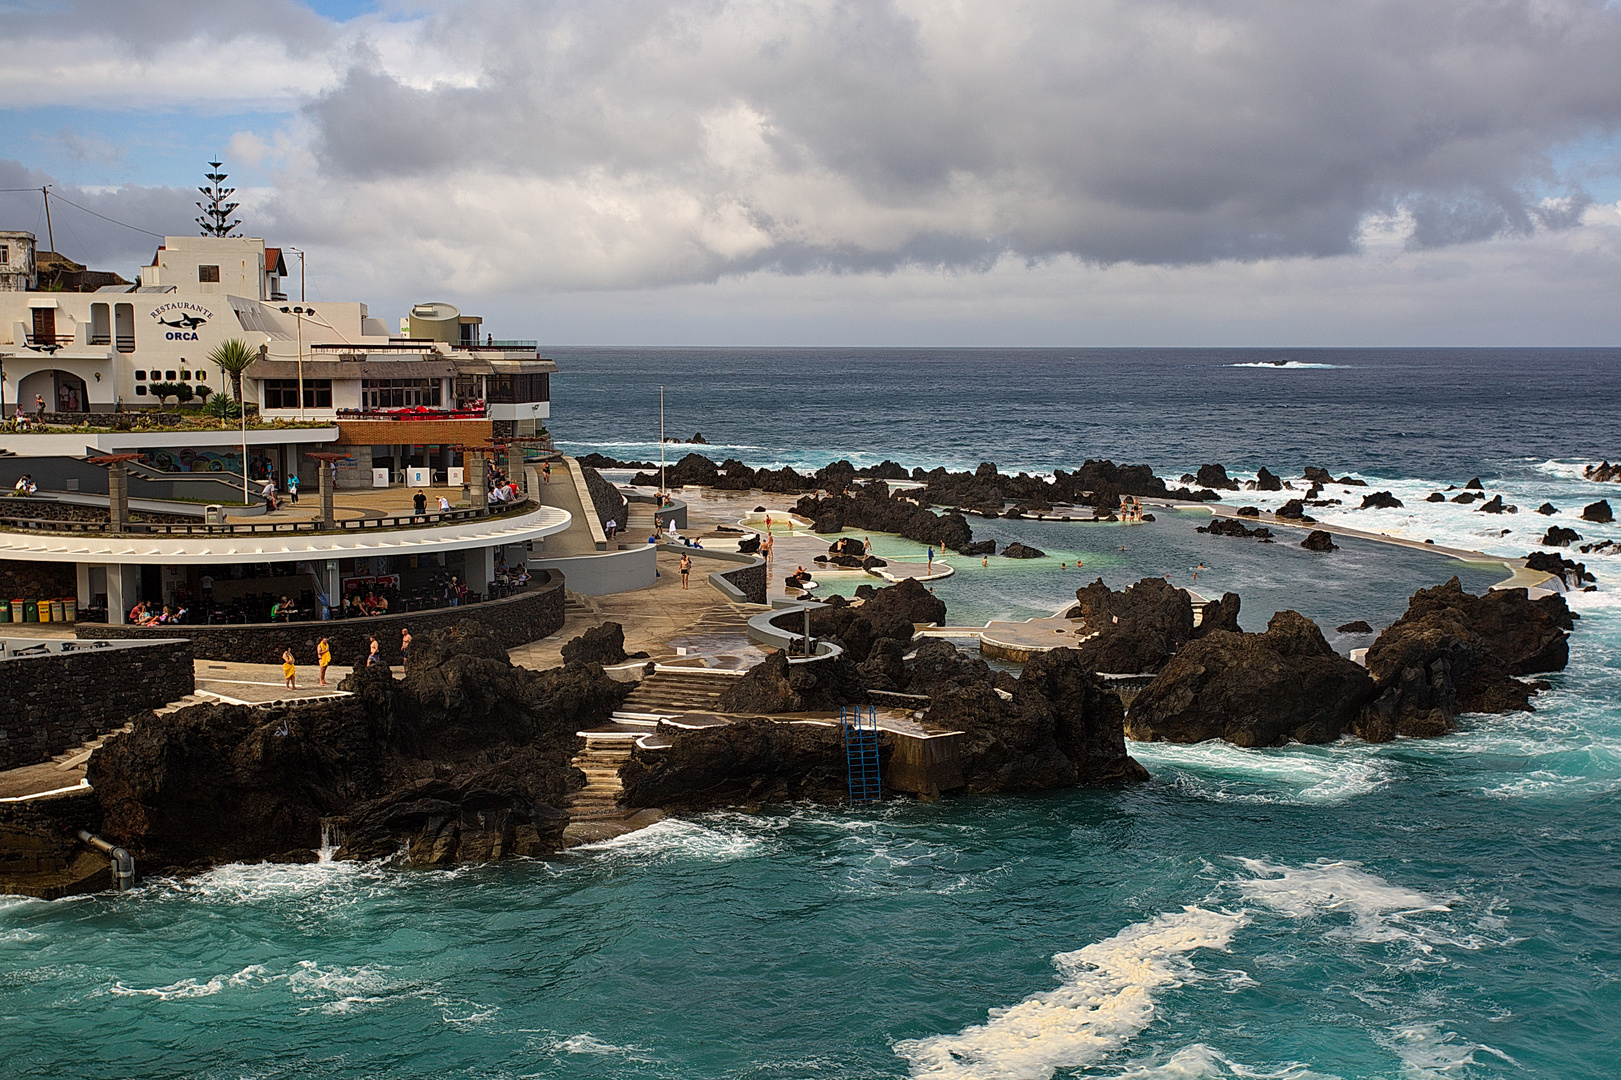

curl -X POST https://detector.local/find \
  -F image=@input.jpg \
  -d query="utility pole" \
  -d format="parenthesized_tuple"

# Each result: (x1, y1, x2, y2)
(41, 186, 55, 253)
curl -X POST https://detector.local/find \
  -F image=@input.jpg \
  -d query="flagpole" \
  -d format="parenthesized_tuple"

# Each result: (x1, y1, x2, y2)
(659, 385, 666, 497)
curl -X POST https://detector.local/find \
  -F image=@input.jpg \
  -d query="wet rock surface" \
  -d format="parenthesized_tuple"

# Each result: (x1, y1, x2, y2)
(1199, 517, 1274, 540)
(1126, 611, 1378, 746)
(1064, 577, 1198, 673)
(1582, 500, 1614, 523)
(1541, 526, 1581, 547)
(85, 622, 631, 873)
(1301, 529, 1339, 551)
(1354, 578, 1572, 740)
(1337, 620, 1374, 634)
(1360, 491, 1404, 510)
(716, 649, 867, 714)
(1000, 542, 1046, 558)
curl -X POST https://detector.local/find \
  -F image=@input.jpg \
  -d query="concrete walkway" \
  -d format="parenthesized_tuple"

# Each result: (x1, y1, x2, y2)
(535, 459, 602, 557)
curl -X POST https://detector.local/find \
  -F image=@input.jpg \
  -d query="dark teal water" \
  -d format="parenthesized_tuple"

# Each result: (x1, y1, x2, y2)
(5, 349, 1619, 1079)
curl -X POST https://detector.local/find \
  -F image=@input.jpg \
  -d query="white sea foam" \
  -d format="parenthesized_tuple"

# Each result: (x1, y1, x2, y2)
(544, 1033, 657, 1062)
(571, 816, 767, 862)
(894, 906, 1248, 1080)
(1232, 858, 1448, 945)
(1379, 1023, 1516, 1078)
(1114, 1043, 1343, 1079)
(1131, 741, 1392, 806)
(110, 963, 274, 1001)
(1226, 362, 1343, 369)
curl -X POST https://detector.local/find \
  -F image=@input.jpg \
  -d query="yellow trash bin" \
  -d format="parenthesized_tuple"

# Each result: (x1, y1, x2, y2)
(37, 599, 51, 623)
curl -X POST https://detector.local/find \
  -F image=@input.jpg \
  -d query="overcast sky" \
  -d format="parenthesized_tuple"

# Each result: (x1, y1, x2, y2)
(3, 0, 1620, 346)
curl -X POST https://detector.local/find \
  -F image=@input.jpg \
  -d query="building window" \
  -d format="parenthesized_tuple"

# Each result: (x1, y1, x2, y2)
(165, 370, 177, 380)
(361, 378, 442, 409)
(134, 370, 146, 380)
(199, 265, 220, 283)
(1, 245, 8, 263)
(180, 369, 191, 380)
(485, 373, 550, 403)
(135, 385, 147, 396)
(263, 379, 333, 409)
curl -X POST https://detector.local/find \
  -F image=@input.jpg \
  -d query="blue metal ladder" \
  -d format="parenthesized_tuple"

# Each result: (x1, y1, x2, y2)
(841, 704, 882, 804)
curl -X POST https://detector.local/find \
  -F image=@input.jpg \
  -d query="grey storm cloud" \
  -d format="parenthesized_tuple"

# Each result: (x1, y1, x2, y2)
(296, 0, 1621, 277)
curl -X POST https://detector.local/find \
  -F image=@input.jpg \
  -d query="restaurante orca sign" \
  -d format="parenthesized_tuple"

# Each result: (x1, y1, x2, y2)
(150, 302, 213, 340)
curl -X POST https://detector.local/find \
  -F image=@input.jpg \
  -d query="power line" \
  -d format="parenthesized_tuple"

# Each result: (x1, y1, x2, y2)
(47, 192, 166, 238)
(0, 186, 166, 238)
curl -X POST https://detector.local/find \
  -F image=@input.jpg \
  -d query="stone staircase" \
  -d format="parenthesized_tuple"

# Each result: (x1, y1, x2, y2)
(621, 502, 657, 546)
(563, 590, 594, 618)
(46, 692, 211, 773)
(566, 736, 635, 819)
(619, 668, 743, 715)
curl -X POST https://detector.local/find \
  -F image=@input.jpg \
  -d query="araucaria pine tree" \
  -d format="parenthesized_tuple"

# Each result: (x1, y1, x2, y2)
(196, 161, 242, 237)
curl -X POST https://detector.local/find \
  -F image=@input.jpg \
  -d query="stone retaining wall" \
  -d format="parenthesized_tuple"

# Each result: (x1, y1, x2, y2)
(78, 573, 566, 666)
(0, 640, 194, 771)
(579, 462, 628, 532)
(0, 559, 75, 602)
(718, 562, 766, 604)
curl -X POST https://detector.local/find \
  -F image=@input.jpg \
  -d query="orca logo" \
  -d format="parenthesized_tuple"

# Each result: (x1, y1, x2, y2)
(151, 302, 213, 341)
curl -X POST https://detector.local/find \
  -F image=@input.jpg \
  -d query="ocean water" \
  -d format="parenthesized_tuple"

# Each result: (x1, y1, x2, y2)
(6, 349, 1621, 1079)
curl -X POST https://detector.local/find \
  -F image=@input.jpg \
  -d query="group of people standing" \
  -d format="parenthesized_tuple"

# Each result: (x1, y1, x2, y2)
(281, 627, 414, 689)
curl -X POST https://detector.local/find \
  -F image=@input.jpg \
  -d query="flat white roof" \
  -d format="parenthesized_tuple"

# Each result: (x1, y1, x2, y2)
(0, 503, 571, 565)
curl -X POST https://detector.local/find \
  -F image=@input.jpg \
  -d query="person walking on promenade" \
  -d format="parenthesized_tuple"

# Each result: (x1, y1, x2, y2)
(542, 461, 551, 485)
(413, 490, 427, 517)
(366, 636, 382, 666)
(282, 647, 298, 689)
(288, 474, 299, 504)
(680, 553, 692, 589)
(927, 546, 935, 573)
(317, 637, 331, 686)
(401, 628, 413, 664)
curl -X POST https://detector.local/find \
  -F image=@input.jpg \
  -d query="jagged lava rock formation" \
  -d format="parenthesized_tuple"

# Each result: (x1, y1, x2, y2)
(86, 622, 630, 872)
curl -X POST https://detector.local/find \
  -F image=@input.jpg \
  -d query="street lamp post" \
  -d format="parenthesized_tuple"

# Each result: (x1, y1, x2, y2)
(280, 305, 310, 420)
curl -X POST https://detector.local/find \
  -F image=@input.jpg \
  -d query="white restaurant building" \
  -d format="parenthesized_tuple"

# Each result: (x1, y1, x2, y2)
(0, 232, 553, 490)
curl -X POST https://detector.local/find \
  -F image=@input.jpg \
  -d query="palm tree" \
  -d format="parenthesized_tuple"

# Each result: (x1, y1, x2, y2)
(206, 338, 256, 406)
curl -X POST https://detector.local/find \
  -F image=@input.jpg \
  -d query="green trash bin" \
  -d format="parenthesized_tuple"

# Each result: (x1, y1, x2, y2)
(23, 599, 38, 622)
(0, 599, 10, 623)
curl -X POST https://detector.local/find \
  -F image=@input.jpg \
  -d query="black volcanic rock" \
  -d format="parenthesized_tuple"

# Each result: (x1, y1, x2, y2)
(796, 487, 974, 552)
(1236, 505, 1261, 517)
(1477, 495, 1507, 514)
(1301, 529, 1339, 551)
(1126, 611, 1376, 746)
(561, 622, 631, 667)
(1541, 526, 1581, 547)
(1066, 577, 1198, 673)
(1196, 464, 1240, 490)
(1276, 499, 1314, 521)
(1000, 542, 1046, 558)
(1360, 491, 1403, 510)
(1525, 551, 1594, 589)
(1536, 502, 1559, 515)
(1303, 467, 1334, 484)
(620, 717, 853, 810)
(1582, 500, 1614, 523)
(959, 540, 996, 556)
(1426, 493, 1446, 502)
(1465, 477, 1484, 489)
(1337, 620, 1374, 634)
(1195, 592, 1242, 636)
(1255, 467, 1283, 491)
(1451, 491, 1482, 504)
(716, 649, 865, 714)
(1353, 578, 1573, 740)
(86, 622, 629, 872)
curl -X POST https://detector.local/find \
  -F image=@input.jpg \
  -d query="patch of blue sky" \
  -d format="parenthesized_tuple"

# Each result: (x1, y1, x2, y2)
(1545, 129, 1621, 205)
(0, 106, 293, 190)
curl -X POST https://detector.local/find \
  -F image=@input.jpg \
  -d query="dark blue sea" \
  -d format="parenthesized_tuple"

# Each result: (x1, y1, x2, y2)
(6, 349, 1620, 1080)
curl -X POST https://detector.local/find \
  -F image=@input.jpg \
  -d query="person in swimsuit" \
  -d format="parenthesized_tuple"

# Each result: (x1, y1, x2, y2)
(679, 553, 692, 589)
(400, 627, 413, 664)
(317, 637, 331, 686)
(282, 647, 297, 689)
(366, 636, 382, 666)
